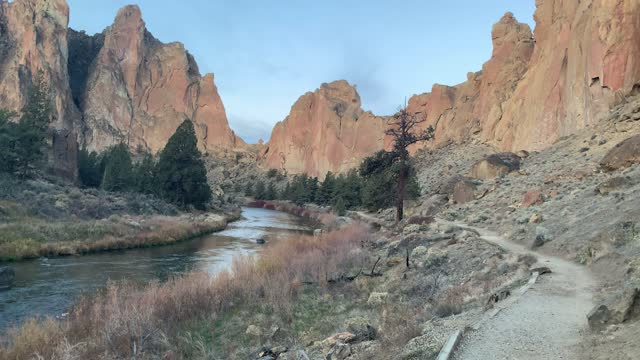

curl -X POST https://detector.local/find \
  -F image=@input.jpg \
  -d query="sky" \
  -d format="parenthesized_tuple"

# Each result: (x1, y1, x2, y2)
(66, 1, 536, 143)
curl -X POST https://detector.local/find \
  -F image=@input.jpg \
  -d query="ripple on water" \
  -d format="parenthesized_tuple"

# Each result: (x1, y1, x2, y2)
(0, 207, 312, 330)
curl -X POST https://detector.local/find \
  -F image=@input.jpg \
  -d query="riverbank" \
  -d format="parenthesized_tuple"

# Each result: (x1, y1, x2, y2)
(0, 212, 239, 262)
(0, 174, 241, 262)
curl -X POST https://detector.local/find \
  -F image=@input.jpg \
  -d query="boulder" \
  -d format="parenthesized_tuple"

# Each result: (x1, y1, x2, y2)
(322, 332, 356, 347)
(470, 153, 521, 180)
(588, 288, 640, 331)
(529, 213, 543, 224)
(596, 177, 634, 195)
(451, 179, 477, 204)
(0, 267, 15, 290)
(521, 190, 544, 208)
(601, 135, 640, 171)
(411, 246, 429, 259)
(326, 343, 351, 360)
(367, 292, 389, 306)
(245, 325, 263, 337)
(346, 317, 377, 342)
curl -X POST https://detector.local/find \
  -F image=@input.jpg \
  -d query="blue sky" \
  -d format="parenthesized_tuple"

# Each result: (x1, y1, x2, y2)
(67, 1, 536, 143)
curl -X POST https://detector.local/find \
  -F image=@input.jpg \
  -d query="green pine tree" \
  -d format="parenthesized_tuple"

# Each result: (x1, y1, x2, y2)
(134, 152, 157, 194)
(333, 196, 346, 216)
(78, 146, 103, 188)
(102, 143, 133, 192)
(156, 119, 212, 210)
(244, 181, 254, 196)
(318, 172, 337, 205)
(14, 71, 53, 177)
(254, 180, 267, 200)
(0, 110, 19, 174)
(265, 182, 277, 200)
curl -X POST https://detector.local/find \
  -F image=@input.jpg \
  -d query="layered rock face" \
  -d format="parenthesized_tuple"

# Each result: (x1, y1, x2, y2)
(406, 1, 640, 152)
(79, 5, 243, 153)
(262, 81, 387, 178)
(403, 12, 534, 151)
(0, 0, 80, 130)
(0, 0, 80, 179)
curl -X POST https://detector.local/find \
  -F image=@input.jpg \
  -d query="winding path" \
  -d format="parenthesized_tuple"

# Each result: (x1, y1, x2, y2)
(436, 220, 595, 360)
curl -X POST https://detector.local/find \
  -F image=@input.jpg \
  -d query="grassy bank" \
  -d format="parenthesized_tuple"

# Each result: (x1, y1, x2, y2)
(0, 213, 235, 262)
(0, 224, 373, 359)
(0, 175, 240, 262)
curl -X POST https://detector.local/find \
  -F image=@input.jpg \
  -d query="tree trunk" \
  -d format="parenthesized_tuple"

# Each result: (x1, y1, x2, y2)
(396, 170, 406, 223)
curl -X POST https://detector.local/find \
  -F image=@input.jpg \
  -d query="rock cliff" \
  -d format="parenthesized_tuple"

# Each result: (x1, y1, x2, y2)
(406, 0, 640, 153)
(262, 81, 387, 178)
(78, 5, 243, 153)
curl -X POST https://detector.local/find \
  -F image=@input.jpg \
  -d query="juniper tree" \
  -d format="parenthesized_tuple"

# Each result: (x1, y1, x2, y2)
(385, 106, 434, 222)
(156, 119, 212, 210)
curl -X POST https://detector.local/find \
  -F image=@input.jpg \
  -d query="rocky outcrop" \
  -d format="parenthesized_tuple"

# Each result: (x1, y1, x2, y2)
(470, 153, 521, 180)
(0, 0, 80, 179)
(0, 0, 80, 130)
(79, 5, 243, 153)
(261, 81, 387, 178)
(600, 134, 640, 171)
(406, 1, 640, 152)
(403, 12, 534, 151)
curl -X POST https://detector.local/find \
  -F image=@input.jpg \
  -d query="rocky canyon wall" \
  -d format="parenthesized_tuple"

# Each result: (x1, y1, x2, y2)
(0, 0, 243, 174)
(404, 0, 640, 153)
(261, 81, 387, 178)
(77, 5, 244, 154)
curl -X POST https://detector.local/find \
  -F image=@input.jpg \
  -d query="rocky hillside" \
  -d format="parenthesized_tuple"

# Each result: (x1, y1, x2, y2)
(261, 80, 387, 178)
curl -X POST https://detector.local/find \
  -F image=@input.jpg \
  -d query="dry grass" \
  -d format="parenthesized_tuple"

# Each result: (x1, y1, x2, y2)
(0, 215, 229, 262)
(0, 223, 372, 359)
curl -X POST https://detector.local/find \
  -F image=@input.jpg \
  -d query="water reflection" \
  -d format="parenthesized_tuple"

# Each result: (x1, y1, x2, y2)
(0, 207, 312, 330)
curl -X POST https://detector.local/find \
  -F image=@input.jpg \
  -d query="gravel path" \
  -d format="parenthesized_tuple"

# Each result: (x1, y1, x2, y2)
(440, 221, 596, 360)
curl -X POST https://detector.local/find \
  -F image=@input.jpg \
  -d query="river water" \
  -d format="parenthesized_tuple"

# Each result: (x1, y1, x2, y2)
(0, 207, 312, 330)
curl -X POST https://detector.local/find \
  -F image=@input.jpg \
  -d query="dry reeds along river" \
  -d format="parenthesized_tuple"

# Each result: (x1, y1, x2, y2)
(0, 207, 313, 330)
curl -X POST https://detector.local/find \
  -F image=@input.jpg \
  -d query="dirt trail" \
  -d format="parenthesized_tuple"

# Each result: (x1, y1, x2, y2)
(437, 220, 596, 360)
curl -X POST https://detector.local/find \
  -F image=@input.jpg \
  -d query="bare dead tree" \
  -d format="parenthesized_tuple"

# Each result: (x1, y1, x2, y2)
(385, 106, 435, 223)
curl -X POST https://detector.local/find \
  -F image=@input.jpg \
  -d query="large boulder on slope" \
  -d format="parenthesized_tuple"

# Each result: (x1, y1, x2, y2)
(601, 135, 640, 171)
(470, 153, 521, 180)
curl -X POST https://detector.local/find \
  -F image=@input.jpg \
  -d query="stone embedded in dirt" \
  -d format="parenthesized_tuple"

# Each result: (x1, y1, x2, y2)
(367, 292, 389, 306)
(588, 288, 640, 331)
(452, 179, 478, 204)
(531, 267, 552, 275)
(322, 332, 357, 347)
(246, 325, 263, 337)
(529, 213, 544, 224)
(596, 177, 634, 195)
(346, 317, 377, 341)
(601, 135, 640, 171)
(470, 153, 521, 180)
(411, 246, 429, 259)
(521, 190, 545, 208)
(326, 342, 351, 360)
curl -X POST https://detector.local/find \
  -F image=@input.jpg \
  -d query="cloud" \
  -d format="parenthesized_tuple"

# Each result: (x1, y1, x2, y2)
(336, 42, 391, 114)
(228, 114, 274, 144)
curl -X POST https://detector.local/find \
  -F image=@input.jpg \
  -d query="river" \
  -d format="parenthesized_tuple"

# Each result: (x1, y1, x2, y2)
(0, 207, 313, 330)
